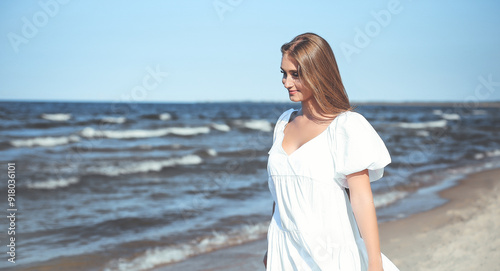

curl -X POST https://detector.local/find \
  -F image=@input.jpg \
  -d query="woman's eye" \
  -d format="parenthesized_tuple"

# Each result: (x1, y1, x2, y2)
(292, 73, 299, 78)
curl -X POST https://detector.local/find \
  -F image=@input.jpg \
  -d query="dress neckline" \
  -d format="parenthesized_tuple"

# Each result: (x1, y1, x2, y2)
(280, 109, 342, 157)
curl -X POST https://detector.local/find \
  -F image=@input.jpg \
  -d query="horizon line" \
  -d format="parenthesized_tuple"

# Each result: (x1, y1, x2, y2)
(1, 98, 500, 106)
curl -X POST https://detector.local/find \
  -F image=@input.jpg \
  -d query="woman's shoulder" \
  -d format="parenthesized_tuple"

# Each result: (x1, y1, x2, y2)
(335, 110, 369, 125)
(330, 110, 378, 137)
(276, 108, 299, 123)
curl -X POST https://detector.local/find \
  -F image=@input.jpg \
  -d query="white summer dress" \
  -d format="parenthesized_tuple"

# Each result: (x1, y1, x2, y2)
(266, 108, 399, 271)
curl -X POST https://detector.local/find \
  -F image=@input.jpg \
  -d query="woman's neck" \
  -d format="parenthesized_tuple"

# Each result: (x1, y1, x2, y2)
(300, 98, 337, 123)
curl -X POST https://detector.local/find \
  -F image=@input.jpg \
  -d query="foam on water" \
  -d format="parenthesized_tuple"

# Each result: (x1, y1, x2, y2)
(10, 135, 80, 147)
(27, 177, 80, 189)
(40, 113, 72, 121)
(433, 109, 461, 120)
(441, 113, 460, 120)
(86, 154, 203, 176)
(474, 149, 500, 160)
(80, 126, 210, 139)
(101, 116, 126, 124)
(416, 130, 430, 137)
(204, 148, 218, 157)
(103, 222, 268, 271)
(233, 119, 272, 132)
(374, 190, 408, 208)
(159, 113, 172, 120)
(397, 119, 447, 129)
(210, 123, 231, 132)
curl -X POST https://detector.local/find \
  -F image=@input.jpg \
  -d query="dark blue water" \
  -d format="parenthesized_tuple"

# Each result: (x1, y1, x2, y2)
(0, 101, 499, 270)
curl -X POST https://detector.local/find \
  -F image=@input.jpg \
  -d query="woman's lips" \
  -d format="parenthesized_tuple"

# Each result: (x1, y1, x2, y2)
(288, 90, 298, 95)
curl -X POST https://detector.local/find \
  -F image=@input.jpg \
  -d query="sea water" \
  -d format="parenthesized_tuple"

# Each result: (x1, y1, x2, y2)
(0, 101, 499, 270)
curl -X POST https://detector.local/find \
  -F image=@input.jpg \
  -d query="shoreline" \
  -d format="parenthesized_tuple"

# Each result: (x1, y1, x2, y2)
(379, 167, 500, 270)
(152, 168, 500, 271)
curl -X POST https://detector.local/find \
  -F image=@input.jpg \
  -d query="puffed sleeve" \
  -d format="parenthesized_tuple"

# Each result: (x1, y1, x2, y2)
(330, 111, 391, 188)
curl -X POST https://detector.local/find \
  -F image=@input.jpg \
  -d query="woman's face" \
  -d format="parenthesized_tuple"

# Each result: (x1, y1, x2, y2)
(281, 54, 313, 103)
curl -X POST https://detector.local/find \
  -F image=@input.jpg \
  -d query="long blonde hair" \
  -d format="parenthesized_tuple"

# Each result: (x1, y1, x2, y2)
(281, 33, 353, 119)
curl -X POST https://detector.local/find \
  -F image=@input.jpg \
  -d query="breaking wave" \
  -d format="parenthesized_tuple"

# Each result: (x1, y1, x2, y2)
(103, 222, 268, 271)
(86, 154, 203, 176)
(10, 135, 80, 147)
(40, 113, 72, 121)
(210, 123, 231, 132)
(374, 190, 408, 208)
(80, 126, 211, 139)
(232, 119, 272, 132)
(159, 113, 172, 121)
(27, 177, 80, 190)
(101, 117, 126, 124)
(474, 149, 500, 160)
(396, 120, 447, 129)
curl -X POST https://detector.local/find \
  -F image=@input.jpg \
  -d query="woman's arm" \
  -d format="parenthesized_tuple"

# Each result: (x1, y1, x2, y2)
(263, 201, 276, 268)
(347, 169, 383, 271)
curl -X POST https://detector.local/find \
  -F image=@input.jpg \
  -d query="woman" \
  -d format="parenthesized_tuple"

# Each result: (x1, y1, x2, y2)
(263, 33, 399, 271)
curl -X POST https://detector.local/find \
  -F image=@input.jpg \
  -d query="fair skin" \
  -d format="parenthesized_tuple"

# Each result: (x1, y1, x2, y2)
(263, 54, 383, 271)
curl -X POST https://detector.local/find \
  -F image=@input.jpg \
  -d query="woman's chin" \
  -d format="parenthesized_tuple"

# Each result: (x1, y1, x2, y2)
(289, 95, 302, 102)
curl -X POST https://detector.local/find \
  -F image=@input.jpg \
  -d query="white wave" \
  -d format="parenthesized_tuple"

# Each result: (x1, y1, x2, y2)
(87, 155, 203, 176)
(474, 153, 485, 160)
(233, 119, 272, 132)
(167, 127, 210, 136)
(80, 126, 210, 139)
(103, 222, 268, 271)
(474, 149, 500, 160)
(416, 130, 430, 137)
(374, 190, 408, 208)
(101, 117, 126, 124)
(198, 148, 217, 157)
(206, 149, 217, 156)
(159, 113, 172, 121)
(488, 149, 500, 157)
(41, 113, 71, 121)
(210, 123, 231, 132)
(10, 135, 80, 147)
(472, 109, 486, 115)
(432, 109, 460, 120)
(432, 109, 442, 115)
(397, 120, 447, 129)
(27, 177, 79, 189)
(441, 113, 460, 120)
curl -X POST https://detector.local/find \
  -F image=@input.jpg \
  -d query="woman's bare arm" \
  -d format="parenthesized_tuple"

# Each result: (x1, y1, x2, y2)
(347, 169, 383, 271)
(263, 201, 275, 268)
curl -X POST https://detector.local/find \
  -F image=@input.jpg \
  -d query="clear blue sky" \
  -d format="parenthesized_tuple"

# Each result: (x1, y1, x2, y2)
(1, 0, 499, 103)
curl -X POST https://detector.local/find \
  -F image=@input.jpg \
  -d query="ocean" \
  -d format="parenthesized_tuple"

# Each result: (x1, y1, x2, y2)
(0, 101, 499, 270)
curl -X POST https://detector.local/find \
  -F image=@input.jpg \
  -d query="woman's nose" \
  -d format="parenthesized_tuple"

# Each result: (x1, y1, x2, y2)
(283, 77, 293, 88)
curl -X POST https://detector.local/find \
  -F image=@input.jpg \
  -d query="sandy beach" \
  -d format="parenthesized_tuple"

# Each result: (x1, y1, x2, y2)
(152, 168, 500, 271)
